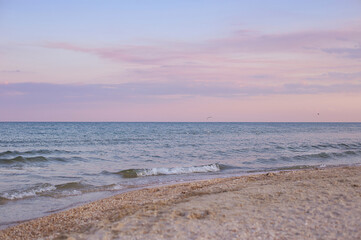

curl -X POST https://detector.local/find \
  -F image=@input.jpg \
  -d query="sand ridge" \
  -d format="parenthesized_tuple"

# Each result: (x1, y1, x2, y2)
(1, 166, 360, 239)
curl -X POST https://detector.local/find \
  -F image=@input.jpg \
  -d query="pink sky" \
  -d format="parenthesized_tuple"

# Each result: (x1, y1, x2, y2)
(1, 1, 361, 121)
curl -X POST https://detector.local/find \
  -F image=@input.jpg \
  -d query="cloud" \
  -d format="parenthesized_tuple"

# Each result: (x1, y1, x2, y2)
(0, 82, 240, 105)
(281, 83, 361, 94)
(207, 29, 361, 54)
(42, 27, 361, 66)
(305, 71, 361, 82)
(1, 82, 361, 107)
(322, 46, 361, 59)
(0, 70, 22, 73)
(43, 42, 181, 65)
(37, 26, 361, 89)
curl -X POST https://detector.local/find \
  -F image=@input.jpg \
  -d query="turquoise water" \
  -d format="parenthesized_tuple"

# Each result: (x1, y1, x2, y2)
(1, 122, 361, 228)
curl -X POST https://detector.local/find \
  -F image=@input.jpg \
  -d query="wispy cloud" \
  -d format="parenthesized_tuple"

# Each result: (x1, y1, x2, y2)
(43, 27, 361, 66)
(322, 46, 361, 59)
(2, 82, 361, 107)
(304, 71, 361, 83)
(43, 42, 181, 65)
(0, 69, 22, 73)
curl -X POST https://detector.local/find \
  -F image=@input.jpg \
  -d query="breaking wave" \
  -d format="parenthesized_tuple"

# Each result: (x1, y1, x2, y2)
(0, 184, 56, 200)
(113, 163, 222, 178)
(0, 182, 86, 201)
(0, 181, 126, 203)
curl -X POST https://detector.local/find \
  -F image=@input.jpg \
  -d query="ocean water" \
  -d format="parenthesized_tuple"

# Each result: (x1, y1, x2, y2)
(1, 122, 361, 228)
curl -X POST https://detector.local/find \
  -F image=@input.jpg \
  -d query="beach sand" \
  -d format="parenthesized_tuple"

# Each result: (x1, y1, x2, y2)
(1, 166, 360, 240)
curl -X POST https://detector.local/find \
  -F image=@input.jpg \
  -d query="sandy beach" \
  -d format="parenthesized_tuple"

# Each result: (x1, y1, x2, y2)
(1, 166, 360, 240)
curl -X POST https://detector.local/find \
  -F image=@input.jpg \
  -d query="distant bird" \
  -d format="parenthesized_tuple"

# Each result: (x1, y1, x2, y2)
(317, 113, 320, 116)
(206, 116, 212, 120)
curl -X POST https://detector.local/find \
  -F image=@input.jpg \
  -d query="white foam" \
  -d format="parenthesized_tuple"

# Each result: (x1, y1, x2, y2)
(109, 185, 124, 190)
(60, 190, 82, 196)
(1, 185, 56, 200)
(136, 163, 220, 177)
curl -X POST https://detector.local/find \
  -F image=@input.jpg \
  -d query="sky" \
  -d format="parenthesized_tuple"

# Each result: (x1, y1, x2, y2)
(1, 0, 361, 122)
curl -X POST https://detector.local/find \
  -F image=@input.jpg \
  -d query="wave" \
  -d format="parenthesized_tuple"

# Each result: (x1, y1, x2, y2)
(0, 184, 56, 200)
(318, 142, 361, 150)
(294, 150, 360, 160)
(0, 156, 81, 165)
(0, 151, 15, 157)
(252, 163, 361, 174)
(113, 163, 222, 178)
(257, 150, 361, 164)
(0, 181, 126, 203)
(0, 183, 83, 202)
(0, 149, 76, 165)
(290, 142, 361, 152)
(0, 149, 72, 157)
(55, 182, 91, 191)
(0, 156, 49, 164)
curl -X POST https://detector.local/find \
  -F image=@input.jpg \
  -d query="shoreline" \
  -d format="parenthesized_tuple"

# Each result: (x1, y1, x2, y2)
(1, 165, 360, 239)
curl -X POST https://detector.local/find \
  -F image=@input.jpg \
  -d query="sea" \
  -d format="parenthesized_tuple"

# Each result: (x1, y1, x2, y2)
(1, 122, 361, 229)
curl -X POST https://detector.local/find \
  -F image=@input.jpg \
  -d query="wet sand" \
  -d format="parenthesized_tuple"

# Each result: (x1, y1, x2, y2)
(1, 166, 360, 239)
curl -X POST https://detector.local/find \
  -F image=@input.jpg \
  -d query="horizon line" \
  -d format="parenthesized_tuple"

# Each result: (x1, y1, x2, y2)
(1, 121, 360, 123)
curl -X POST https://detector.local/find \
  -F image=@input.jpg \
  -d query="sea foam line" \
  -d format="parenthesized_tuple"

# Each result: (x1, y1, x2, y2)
(1, 185, 56, 200)
(117, 163, 221, 178)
